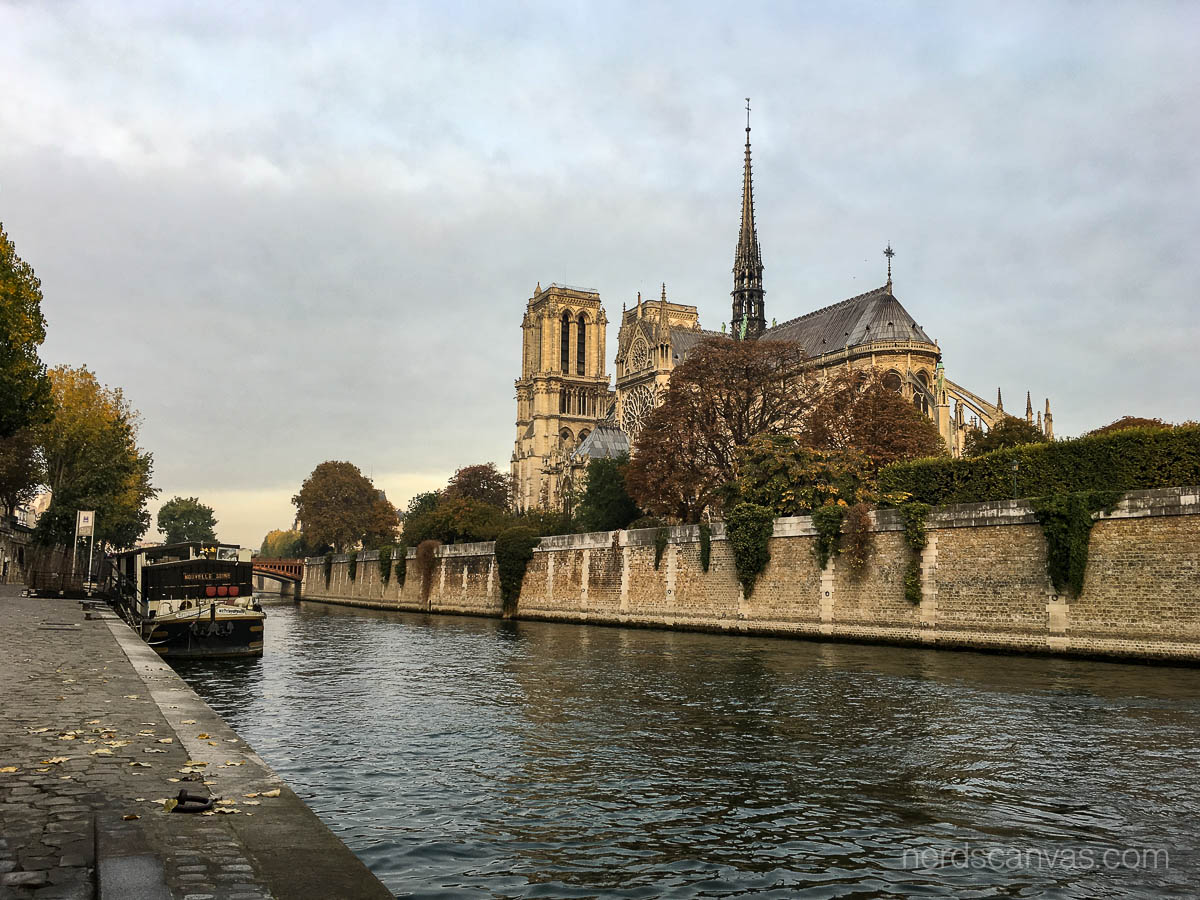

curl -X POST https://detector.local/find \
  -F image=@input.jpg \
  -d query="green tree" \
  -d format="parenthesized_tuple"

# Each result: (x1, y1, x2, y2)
(736, 434, 876, 515)
(156, 496, 217, 544)
(576, 455, 641, 532)
(292, 461, 397, 552)
(963, 416, 1050, 457)
(0, 222, 52, 437)
(0, 428, 43, 517)
(402, 495, 510, 545)
(403, 491, 442, 521)
(34, 366, 157, 549)
(445, 463, 511, 509)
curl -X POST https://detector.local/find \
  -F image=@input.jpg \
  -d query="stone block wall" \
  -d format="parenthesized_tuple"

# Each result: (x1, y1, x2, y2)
(300, 487, 1200, 663)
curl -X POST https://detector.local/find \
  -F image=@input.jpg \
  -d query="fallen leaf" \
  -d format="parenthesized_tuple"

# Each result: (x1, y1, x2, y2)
(183, 760, 207, 767)
(41, 757, 71, 765)
(138, 730, 155, 736)
(143, 749, 166, 754)
(29, 727, 51, 734)
(225, 739, 238, 743)
(104, 741, 131, 748)
(123, 695, 139, 700)
(243, 800, 261, 806)
(216, 798, 236, 805)
(196, 733, 210, 739)
(242, 792, 259, 798)
(35, 767, 50, 773)
(82, 739, 96, 745)
(140, 722, 157, 726)
(90, 749, 113, 756)
(162, 798, 178, 812)
(0, 766, 18, 773)
(128, 762, 151, 768)
(181, 719, 196, 725)
(156, 738, 173, 744)
(122, 814, 139, 821)
(261, 789, 281, 798)
(167, 778, 180, 783)
(58, 734, 77, 741)
(86, 720, 101, 725)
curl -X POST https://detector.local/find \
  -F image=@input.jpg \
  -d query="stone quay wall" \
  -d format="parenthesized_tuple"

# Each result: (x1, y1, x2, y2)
(302, 487, 1200, 663)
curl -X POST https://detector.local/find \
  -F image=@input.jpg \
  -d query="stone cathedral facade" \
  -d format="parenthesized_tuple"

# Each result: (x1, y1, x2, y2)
(512, 112, 1055, 513)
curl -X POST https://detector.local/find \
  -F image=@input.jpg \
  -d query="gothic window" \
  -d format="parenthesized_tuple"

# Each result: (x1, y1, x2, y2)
(621, 383, 656, 443)
(579, 429, 590, 445)
(559, 389, 566, 413)
(630, 339, 650, 372)
(577, 313, 587, 375)
(560, 311, 571, 372)
(883, 371, 903, 393)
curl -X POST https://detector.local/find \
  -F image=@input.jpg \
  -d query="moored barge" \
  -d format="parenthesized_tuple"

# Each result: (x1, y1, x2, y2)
(109, 542, 264, 659)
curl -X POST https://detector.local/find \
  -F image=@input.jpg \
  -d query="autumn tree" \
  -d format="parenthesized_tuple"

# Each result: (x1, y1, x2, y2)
(292, 461, 397, 552)
(401, 495, 510, 546)
(259, 529, 308, 558)
(33, 366, 157, 549)
(445, 463, 511, 510)
(1087, 416, 1172, 436)
(157, 496, 218, 544)
(0, 222, 52, 437)
(736, 434, 876, 515)
(576, 455, 641, 532)
(799, 370, 947, 469)
(963, 415, 1049, 457)
(626, 337, 811, 522)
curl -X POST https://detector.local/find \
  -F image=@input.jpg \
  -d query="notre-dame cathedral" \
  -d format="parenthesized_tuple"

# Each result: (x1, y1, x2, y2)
(512, 109, 1054, 513)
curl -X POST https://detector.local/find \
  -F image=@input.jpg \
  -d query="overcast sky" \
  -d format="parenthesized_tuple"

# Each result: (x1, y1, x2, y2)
(3, 1, 1197, 547)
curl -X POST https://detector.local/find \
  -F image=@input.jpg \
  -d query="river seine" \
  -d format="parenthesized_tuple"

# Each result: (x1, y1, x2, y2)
(175, 602, 1200, 898)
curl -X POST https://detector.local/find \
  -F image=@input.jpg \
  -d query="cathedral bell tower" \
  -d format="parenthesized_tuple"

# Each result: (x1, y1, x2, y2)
(731, 99, 766, 340)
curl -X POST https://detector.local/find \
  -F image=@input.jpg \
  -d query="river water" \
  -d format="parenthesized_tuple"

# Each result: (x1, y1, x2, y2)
(175, 602, 1200, 898)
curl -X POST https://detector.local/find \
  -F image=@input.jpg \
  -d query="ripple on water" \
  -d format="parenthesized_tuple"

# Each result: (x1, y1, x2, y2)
(174, 604, 1200, 899)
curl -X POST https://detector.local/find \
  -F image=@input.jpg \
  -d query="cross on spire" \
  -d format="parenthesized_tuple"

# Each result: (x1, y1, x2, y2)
(884, 243, 895, 287)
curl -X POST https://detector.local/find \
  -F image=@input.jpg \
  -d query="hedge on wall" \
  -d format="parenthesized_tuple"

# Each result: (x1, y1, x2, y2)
(899, 502, 931, 604)
(725, 502, 775, 597)
(495, 525, 541, 616)
(1031, 491, 1121, 597)
(879, 425, 1200, 505)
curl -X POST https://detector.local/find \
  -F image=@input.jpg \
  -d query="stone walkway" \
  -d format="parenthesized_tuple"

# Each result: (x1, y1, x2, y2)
(0, 586, 391, 900)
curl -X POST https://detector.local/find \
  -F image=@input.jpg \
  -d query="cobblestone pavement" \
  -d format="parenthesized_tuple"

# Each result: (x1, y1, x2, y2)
(0, 586, 280, 900)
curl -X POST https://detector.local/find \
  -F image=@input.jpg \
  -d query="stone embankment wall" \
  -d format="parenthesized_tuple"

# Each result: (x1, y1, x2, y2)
(302, 487, 1200, 663)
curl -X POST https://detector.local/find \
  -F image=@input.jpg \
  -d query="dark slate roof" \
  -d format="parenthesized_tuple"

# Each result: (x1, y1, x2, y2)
(761, 285, 935, 358)
(669, 327, 728, 363)
(572, 421, 629, 461)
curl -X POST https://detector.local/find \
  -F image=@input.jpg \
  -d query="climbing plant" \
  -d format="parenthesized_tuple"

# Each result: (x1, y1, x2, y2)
(654, 527, 669, 570)
(378, 545, 393, 585)
(725, 502, 775, 597)
(323, 552, 333, 588)
(811, 504, 846, 569)
(416, 540, 439, 604)
(898, 502, 931, 604)
(699, 523, 712, 573)
(842, 502, 874, 573)
(1031, 491, 1120, 597)
(347, 550, 358, 582)
(395, 543, 408, 588)
(495, 525, 541, 616)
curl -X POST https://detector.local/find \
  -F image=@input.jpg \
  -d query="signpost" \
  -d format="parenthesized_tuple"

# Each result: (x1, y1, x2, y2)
(76, 510, 96, 589)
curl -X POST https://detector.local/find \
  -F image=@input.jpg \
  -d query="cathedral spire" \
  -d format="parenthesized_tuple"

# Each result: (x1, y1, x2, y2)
(731, 98, 765, 340)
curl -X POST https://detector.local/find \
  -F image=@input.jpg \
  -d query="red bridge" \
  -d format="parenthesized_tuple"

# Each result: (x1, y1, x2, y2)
(253, 558, 304, 584)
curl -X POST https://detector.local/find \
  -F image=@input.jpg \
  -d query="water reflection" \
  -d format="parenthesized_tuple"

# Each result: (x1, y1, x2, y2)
(175, 602, 1200, 898)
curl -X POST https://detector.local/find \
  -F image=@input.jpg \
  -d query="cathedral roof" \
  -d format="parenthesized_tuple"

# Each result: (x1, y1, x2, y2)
(572, 420, 629, 461)
(670, 326, 727, 363)
(761, 284, 935, 358)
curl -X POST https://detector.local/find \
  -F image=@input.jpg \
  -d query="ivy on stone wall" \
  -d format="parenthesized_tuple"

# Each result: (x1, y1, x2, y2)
(699, 523, 712, 573)
(899, 503, 931, 604)
(378, 546, 393, 585)
(495, 526, 540, 616)
(842, 502, 873, 573)
(725, 502, 775, 597)
(1031, 491, 1121, 598)
(416, 540, 439, 604)
(654, 527, 668, 570)
(323, 552, 333, 588)
(395, 543, 408, 588)
(811, 505, 845, 569)
(347, 551, 358, 582)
